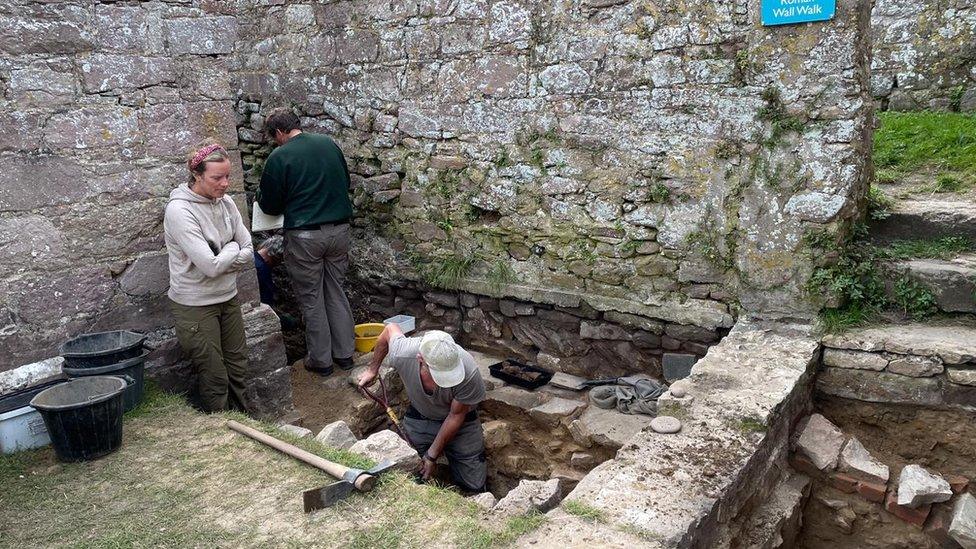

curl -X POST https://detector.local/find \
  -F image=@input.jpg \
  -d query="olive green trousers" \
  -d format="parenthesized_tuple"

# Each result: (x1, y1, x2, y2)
(171, 296, 248, 413)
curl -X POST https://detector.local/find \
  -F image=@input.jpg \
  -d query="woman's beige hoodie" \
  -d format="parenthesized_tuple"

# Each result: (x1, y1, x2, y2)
(164, 184, 253, 306)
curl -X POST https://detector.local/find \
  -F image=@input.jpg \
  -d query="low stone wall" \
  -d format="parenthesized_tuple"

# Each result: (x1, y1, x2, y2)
(871, 0, 976, 111)
(517, 320, 821, 545)
(359, 280, 727, 380)
(817, 323, 976, 410)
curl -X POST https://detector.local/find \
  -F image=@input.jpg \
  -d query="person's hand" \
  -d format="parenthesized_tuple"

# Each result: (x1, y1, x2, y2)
(420, 454, 436, 480)
(357, 369, 378, 389)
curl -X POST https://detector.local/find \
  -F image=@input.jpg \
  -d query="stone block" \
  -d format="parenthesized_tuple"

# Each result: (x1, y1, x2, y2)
(579, 321, 630, 341)
(492, 479, 561, 517)
(947, 474, 970, 494)
(349, 430, 420, 471)
(44, 106, 139, 150)
(119, 253, 170, 297)
(569, 407, 652, 449)
(795, 413, 846, 471)
(165, 17, 238, 55)
(424, 291, 458, 308)
(529, 397, 586, 427)
(839, 437, 889, 484)
(887, 354, 944, 377)
(947, 368, 976, 387)
(822, 348, 888, 371)
(817, 367, 944, 407)
(469, 492, 497, 511)
(898, 464, 952, 508)
(886, 490, 932, 529)
(482, 420, 512, 449)
(662, 353, 697, 383)
(277, 424, 312, 438)
(81, 54, 176, 92)
(950, 493, 976, 549)
(315, 420, 358, 450)
(571, 452, 599, 469)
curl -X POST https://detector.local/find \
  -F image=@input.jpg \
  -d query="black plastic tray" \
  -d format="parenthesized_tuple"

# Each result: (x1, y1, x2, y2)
(488, 359, 553, 390)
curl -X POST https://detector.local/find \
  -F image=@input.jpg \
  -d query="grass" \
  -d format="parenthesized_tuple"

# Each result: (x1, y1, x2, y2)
(880, 236, 974, 260)
(0, 385, 546, 548)
(874, 111, 976, 186)
(563, 501, 605, 522)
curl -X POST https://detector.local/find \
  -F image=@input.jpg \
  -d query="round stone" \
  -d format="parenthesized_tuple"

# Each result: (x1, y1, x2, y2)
(651, 416, 682, 434)
(670, 384, 687, 398)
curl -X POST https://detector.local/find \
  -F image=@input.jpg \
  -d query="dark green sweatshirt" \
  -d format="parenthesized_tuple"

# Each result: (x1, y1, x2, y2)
(257, 133, 353, 229)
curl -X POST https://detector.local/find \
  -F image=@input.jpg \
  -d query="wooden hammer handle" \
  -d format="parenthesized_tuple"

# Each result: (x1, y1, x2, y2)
(227, 420, 374, 491)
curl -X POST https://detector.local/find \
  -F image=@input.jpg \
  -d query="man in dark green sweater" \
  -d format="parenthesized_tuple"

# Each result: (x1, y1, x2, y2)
(258, 108, 355, 375)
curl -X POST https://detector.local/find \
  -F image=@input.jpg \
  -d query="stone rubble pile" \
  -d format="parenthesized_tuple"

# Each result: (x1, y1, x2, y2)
(792, 412, 974, 544)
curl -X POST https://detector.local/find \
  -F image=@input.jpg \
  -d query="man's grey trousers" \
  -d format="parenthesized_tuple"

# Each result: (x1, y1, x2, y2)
(284, 223, 355, 369)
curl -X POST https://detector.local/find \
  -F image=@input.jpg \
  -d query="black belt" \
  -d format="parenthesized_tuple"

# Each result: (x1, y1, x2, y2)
(287, 219, 349, 231)
(406, 405, 478, 423)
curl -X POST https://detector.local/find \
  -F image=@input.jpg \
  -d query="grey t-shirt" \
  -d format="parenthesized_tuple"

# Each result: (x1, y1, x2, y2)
(387, 334, 486, 421)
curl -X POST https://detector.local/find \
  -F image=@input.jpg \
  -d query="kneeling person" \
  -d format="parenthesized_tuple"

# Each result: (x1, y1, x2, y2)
(358, 325, 486, 493)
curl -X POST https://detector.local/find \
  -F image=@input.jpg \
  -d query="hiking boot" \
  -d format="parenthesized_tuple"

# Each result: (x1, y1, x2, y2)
(296, 359, 333, 376)
(334, 356, 355, 371)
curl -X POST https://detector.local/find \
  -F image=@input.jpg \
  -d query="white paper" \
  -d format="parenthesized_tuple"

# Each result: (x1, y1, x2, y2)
(251, 201, 284, 232)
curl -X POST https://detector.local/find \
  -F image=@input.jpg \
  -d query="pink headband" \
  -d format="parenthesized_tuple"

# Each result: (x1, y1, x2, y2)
(188, 144, 225, 170)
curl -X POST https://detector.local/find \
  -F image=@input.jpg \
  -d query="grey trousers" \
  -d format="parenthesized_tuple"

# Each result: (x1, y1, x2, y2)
(404, 415, 487, 493)
(284, 223, 355, 369)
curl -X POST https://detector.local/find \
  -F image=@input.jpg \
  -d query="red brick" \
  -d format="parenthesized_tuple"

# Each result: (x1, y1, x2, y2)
(856, 480, 887, 503)
(923, 504, 955, 547)
(830, 472, 858, 494)
(946, 474, 969, 494)
(789, 454, 822, 478)
(885, 490, 931, 528)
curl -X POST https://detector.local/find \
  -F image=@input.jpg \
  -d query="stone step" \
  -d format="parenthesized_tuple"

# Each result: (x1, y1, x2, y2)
(822, 321, 976, 365)
(885, 254, 976, 314)
(869, 195, 976, 243)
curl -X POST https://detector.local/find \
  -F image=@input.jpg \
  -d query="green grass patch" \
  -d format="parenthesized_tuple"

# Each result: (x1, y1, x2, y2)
(563, 500, 606, 522)
(874, 111, 976, 182)
(880, 236, 974, 260)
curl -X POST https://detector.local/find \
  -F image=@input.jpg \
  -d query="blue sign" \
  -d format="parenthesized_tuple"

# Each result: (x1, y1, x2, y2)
(761, 0, 835, 26)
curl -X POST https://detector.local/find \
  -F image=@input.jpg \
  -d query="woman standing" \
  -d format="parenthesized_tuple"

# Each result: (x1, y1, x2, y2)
(164, 141, 254, 413)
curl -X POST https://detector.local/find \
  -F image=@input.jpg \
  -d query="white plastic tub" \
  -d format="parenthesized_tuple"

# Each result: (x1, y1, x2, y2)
(383, 314, 416, 334)
(0, 405, 51, 454)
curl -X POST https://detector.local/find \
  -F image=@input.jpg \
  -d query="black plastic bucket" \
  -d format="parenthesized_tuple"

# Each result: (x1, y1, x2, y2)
(62, 352, 146, 412)
(30, 376, 126, 462)
(60, 330, 146, 369)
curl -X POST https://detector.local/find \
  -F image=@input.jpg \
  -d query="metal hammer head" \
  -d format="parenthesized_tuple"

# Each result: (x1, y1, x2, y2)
(302, 460, 398, 512)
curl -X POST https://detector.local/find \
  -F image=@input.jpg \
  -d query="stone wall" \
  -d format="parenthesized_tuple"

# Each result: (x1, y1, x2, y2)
(233, 0, 874, 332)
(871, 0, 976, 111)
(0, 1, 290, 418)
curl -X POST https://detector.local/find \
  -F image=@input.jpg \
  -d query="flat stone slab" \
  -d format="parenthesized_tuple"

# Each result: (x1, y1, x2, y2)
(950, 492, 976, 549)
(529, 397, 586, 426)
(550, 371, 588, 391)
(467, 349, 505, 390)
(822, 348, 888, 371)
(871, 194, 976, 243)
(822, 323, 976, 365)
(569, 406, 653, 449)
(887, 354, 944, 377)
(894, 255, 976, 314)
(796, 414, 846, 471)
(898, 464, 952, 508)
(817, 367, 943, 407)
(484, 385, 548, 412)
(0, 356, 63, 396)
(650, 416, 682, 434)
(838, 437, 889, 484)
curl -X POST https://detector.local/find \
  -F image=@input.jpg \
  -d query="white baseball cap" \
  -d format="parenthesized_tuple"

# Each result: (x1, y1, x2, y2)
(419, 330, 466, 388)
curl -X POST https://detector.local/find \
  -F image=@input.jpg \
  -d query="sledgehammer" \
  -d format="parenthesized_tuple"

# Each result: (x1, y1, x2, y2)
(226, 420, 395, 512)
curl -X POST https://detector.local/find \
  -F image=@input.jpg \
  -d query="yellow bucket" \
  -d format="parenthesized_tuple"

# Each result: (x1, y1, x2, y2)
(354, 323, 386, 353)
